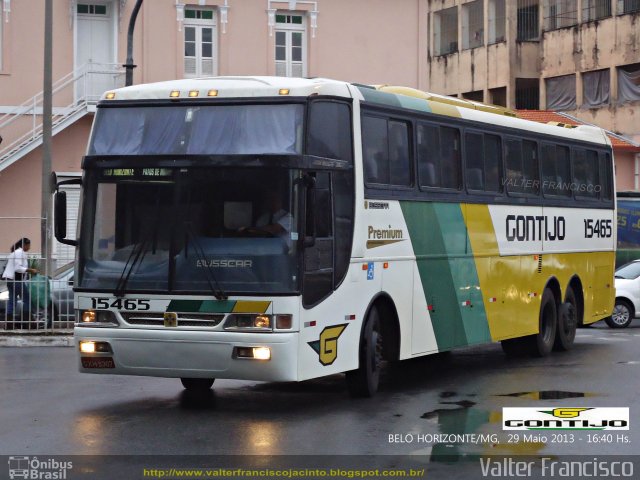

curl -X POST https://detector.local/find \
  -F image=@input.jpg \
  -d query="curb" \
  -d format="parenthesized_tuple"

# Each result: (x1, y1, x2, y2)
(0, 335, 74, 347)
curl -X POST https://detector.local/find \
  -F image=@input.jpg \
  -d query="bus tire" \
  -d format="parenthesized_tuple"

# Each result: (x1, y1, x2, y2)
(346, 306, 383, 398)
(529, 288, 557, 357)
(180, 378, 215, 391)
(554, 288, 578, 351)
(605, 299, 634, 328)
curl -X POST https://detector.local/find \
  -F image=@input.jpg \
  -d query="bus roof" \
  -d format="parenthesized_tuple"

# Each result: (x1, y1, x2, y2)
(103, 76, 610, 148)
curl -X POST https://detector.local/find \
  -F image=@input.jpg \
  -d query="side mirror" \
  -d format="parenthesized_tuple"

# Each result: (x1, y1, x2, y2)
(54, 178, 81, 247)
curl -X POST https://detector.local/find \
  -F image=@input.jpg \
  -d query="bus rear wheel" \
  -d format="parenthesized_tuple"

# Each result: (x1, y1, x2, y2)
(180, 378, 215, 391)
(346, 306, 383, 398)
(554, 287, 578, 351)
(528, 288, 557, 357)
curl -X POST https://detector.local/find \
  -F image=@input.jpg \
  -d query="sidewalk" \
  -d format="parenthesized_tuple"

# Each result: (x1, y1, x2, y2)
(0, 332, 74, 347)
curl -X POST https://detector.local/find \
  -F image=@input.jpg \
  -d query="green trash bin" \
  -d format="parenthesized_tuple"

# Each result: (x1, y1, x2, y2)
(29, 274, 51, 326)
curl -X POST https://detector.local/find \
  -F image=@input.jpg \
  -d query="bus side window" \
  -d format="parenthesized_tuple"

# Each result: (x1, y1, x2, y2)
(388, 120, 411, 186)
(307, 101, 353, 162)
(440, 127, 461, 189)
(465, 132, 485, 191)
(417, 124, 440, 188)
(573, 149, 599, 199)
(362, 115, 388, 184)
(505, 139, 523, 194)
(599, 152, 612, 200)
(484, 134, 503, 192)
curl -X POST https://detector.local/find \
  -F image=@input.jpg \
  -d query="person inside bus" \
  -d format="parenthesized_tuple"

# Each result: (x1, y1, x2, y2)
(238, 191, 292, 238)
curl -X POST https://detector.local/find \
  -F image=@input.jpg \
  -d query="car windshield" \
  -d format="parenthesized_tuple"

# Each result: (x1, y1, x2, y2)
(615, 262, 640, 280)
(79, 167, 302, 294)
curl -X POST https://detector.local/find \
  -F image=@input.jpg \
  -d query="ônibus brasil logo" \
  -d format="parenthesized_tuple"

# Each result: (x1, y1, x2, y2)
(503, 407, 629, 430)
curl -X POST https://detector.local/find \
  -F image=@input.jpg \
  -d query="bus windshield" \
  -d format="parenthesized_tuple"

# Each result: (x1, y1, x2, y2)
(78, 167, 302, 294)
(88, 104, 304, 156)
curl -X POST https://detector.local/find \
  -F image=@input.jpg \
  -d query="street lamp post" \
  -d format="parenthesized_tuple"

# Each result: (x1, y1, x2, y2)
(124, 0, 144, 87)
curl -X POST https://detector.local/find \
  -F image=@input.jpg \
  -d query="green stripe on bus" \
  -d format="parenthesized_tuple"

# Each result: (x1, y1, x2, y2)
(356, 87, 404, 108)
(400, 202, 491, 349)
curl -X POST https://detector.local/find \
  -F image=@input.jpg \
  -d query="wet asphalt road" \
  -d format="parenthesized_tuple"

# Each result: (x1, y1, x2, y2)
(1, 321, 638, 462)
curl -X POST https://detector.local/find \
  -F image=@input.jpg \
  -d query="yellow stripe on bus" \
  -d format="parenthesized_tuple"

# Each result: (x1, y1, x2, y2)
(232, 301, 271, 314)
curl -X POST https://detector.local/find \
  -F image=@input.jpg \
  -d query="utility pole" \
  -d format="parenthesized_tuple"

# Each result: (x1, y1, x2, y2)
(124, 0, 144, 86)
(41, 0, 53, 276)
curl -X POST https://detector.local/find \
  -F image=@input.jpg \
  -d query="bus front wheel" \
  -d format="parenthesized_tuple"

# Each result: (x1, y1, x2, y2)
(346, 306, 383, 398)
(529, 288, 557, 357)
(180, 378, 215, 391)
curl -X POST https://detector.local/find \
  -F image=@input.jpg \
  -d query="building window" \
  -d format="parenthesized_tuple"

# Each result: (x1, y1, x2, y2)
(184, 7, 216, 78)
(77, 4, 108, 15)
(462, 90, 484, 102)
(582, 0, 612, 21)
(275, 14, 306, 77)
(618, 0, 640, 14)
(617, 63, 640, 103)
(544, 0, 578, 30)
(517, 0, 540, 40)
(546, 74, 576, 110)
(488, 0, 506, 44)
(516, 78, 540, 109)
(434, 7, 459, 56)
(582, 69, 610, 108)
(489, 86, 507, 107)
(462, 1, 484, 49)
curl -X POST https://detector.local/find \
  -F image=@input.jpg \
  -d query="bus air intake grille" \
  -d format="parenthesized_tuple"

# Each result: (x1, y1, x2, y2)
(121, 312, 225, 327)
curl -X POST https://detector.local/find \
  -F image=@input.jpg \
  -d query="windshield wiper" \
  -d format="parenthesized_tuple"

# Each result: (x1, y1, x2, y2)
(183, 222, 228, 300)
(114, 238, 150, 297)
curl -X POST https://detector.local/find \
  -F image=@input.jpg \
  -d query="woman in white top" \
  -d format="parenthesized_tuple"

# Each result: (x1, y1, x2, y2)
(2, 237, 38, 320)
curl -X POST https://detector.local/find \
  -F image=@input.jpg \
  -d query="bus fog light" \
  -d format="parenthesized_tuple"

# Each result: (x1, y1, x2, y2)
(79, 341, 112, 353)
(253, 347, 271, 360)
(80, 341, 95, 353)
(276, 314, 292, 329)
(234, 346, 271, 360)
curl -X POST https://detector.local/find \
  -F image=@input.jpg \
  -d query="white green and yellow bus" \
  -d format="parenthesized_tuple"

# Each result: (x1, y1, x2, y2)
(55, 77, 615, 397)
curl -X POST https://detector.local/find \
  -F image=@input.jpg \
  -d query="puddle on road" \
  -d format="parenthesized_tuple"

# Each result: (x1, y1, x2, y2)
(497, 390, 596, 400)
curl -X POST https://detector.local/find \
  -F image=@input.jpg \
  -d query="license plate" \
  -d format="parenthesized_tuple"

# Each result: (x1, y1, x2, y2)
(81, 357, 115, 369)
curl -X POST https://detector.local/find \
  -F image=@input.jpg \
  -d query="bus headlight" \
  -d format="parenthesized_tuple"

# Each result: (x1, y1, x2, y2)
(77, 309, 119, 327)
(224, 314, 272, 331)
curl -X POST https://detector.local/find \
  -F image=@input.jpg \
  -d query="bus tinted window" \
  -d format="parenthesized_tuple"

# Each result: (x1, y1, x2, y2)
(441, 127, 461, 189)
(307, 101, 353, 162)
(600, 152, 612, 200)
(417, 124, 461, 190)
(417, 124, 441, 188)
(506, 139, 539, 196)
(362, 115, 411, 187)
(465, 132, 502, 193)
(573, 149, 599, 198)
(465, 133, 484, 190)
(389, 121, 411, 186)
(542, 144, 571, 197)
(484, 134, 502, 193)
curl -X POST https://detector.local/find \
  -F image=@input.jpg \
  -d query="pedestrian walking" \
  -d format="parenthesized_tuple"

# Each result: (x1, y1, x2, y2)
(2, 238, 38, 323)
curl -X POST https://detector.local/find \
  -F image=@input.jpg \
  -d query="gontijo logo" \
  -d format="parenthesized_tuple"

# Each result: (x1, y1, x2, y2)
(503, 407, 629, 430)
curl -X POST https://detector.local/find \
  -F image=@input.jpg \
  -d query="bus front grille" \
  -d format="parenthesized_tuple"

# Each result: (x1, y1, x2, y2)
(121, 312, 225, 328)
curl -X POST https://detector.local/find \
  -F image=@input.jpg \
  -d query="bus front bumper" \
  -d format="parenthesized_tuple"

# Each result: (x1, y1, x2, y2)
(74, 327, 299, 382)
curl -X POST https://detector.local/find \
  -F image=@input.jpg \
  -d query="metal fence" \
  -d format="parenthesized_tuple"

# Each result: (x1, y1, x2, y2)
(0, 271, 74, 332)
